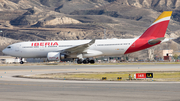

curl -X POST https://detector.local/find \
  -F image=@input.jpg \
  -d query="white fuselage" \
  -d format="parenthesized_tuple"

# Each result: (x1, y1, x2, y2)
(2, 38, 137, 58)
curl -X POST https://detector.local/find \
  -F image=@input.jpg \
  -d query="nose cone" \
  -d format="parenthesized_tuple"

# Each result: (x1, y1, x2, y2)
(2, 49, 7, 55)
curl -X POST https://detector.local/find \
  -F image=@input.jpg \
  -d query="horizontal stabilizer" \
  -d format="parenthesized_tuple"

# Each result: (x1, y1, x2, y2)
(162, 38, 175, 43)
(148, 37, 165, 45)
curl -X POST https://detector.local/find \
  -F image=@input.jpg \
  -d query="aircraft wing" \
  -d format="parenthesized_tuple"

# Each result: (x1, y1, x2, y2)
(61, 39, 95, 54)
(148, 37, 165, 45)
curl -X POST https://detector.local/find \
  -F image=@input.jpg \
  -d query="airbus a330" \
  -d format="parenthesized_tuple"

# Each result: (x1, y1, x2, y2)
(2, 11, 172, 64)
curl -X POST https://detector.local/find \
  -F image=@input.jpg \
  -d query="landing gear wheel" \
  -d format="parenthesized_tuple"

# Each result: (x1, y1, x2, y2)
(20, 57, 24, 64)
(89, 60, 95, 64)
(83, 59, 89, 64)
(77, 59, 83, 64)
(20, 61, 24, 64)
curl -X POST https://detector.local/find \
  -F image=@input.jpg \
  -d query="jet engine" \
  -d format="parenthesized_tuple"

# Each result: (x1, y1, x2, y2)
(47, 52, 66, 61)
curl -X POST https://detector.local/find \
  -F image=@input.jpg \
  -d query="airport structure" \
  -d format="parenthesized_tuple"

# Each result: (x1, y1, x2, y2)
(0, 56, 46, 64)
(0, 56, 19, 64)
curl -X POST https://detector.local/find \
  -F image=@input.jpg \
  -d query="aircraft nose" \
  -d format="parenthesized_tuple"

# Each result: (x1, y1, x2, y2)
(2, 49, 7, 54)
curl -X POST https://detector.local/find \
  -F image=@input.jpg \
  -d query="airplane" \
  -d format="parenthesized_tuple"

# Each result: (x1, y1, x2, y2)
(2, 11, 172, 64)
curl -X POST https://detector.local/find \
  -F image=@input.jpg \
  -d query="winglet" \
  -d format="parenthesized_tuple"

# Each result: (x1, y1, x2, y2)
(88, 39, 95, 46)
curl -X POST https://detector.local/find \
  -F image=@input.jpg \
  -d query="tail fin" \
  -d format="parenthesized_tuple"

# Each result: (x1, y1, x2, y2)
(140, 11, 172, 38)
(125, 11, 172, 54)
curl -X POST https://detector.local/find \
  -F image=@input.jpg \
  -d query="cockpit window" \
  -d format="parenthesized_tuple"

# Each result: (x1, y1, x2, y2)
(7, 46, 11, 49)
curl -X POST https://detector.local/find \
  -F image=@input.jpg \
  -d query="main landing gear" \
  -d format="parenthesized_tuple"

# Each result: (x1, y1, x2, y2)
(77, 58, 95, 64)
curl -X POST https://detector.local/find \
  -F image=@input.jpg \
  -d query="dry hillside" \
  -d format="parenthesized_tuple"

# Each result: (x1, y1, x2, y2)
(0, 0, 180, 58)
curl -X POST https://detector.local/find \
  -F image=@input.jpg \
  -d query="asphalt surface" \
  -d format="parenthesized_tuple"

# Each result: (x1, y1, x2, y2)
(0, 63, 180, 70)
(0, 81, 180, 101)
(0, 64, 180, 101)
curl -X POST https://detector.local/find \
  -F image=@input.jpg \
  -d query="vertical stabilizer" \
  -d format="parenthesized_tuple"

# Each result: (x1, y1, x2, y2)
(140, 11, 172, 38)
(125, 11, 172, 54)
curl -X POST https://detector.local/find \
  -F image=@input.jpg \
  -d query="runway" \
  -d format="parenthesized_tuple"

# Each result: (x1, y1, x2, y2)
(0, 64, 180, 101)
(0, 81, 180, 101)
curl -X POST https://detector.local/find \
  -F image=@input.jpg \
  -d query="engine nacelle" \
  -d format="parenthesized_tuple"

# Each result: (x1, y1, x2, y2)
(47, 52, 66, 61)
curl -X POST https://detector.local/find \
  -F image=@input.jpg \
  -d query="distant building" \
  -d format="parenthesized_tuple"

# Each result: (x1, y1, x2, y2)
(163, 50, 173, 56)
(154, 49, 175, 62)
(0, 56, 74, 64)
(0, 56, 45, 64)
(0, 56, 20, 64)
(26, 58, 46, 63)
(162, 50, 174, 61)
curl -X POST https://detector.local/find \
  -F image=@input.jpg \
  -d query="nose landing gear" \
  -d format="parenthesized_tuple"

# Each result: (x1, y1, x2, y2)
(20, 61, 24, 64)
(20, 58, 24, 64)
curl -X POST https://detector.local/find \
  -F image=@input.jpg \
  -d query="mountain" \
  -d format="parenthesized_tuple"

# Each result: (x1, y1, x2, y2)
(0, 0, 180, 57)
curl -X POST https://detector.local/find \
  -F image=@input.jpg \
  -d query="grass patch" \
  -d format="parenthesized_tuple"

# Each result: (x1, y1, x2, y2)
(30, 71, 180, 82)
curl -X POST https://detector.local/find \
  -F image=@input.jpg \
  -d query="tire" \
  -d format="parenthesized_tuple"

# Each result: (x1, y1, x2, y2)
(20, 61, 24, 64)
(83, 59, 89, 64)
(90, 60, 95, 64)
(77, 59, 82, 64)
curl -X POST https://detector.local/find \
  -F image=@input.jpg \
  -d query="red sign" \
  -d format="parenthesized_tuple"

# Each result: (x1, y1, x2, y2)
(136, 73, 146, 79)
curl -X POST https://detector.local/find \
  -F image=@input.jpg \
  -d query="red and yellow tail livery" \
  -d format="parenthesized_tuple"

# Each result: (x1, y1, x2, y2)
(125, 11, 172, 54)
